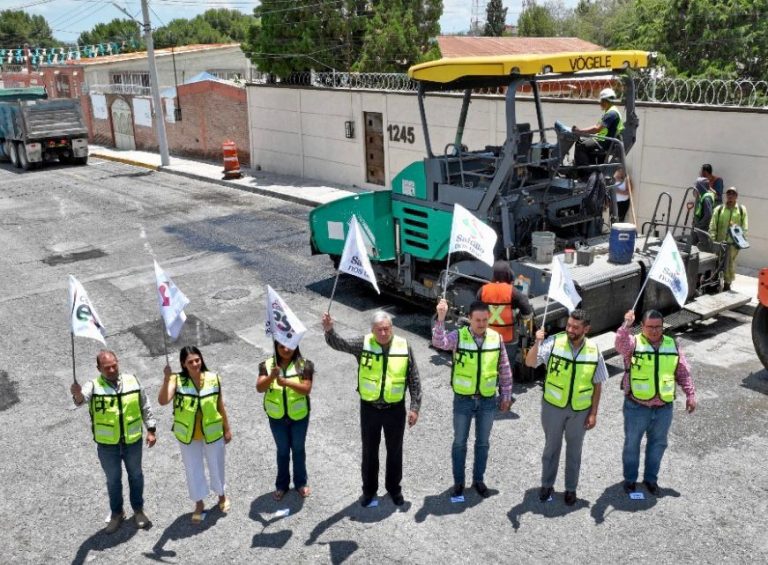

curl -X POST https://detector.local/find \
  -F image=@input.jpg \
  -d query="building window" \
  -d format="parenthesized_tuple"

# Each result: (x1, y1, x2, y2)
(110, 72, 150, 87)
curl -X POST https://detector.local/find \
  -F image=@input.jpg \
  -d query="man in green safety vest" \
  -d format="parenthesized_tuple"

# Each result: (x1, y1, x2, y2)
(572, 87, 624, 172)
(70, 350, 156, 533)
(709, 186, 748, 291)
(525, 309, 606, 506)
(323, 310, 422, 508)
(433, 299, 514, 500)
(615, 309, 696, 496)
(692, 177, 715, 249)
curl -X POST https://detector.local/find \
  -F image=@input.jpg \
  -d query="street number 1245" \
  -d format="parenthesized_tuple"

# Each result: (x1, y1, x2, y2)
(387, 124, 415, 144)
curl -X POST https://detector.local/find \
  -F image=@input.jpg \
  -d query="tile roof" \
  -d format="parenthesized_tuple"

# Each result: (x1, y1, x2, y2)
(437, 36, 604, 58)
(73, 43, 241, 66)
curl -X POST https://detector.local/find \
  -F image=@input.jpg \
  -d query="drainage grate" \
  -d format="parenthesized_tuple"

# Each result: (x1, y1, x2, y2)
(42, 248, 107, 266)
(0, 371, 20, 411)
(129, 314, 230, 357)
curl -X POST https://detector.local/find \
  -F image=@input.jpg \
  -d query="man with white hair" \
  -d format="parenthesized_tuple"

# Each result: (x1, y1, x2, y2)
(572, 87, 624, 170)
(322, 310, 422, 508)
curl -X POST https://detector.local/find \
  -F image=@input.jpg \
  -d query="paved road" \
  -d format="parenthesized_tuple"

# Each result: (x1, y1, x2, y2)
(1, 159, 766, 564)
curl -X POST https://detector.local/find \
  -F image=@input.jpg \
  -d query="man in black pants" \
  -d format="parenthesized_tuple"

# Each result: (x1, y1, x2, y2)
(322, 310, 422, 507)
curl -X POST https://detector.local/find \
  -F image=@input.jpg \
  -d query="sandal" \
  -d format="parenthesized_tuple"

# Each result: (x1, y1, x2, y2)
(298, 486, 312, 498)
(272, 489, 286, 501)
(218, 497, 231, 513)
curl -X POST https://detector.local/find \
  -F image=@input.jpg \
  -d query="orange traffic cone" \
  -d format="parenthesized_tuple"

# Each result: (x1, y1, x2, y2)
(222, 140, 242, 179)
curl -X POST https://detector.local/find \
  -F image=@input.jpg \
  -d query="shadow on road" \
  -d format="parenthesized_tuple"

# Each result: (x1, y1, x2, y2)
(590, 481, 680, 525)
(249, 490, 305, 549)
(507, 487, 589, 531)
(141, 508, 225, 561)
(72, 520, 139, 565)
(741, 369, 768, 395)
(414, 486, 498, 523)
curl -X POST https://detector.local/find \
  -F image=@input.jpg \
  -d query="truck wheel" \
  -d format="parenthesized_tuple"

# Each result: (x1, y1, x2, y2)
(753, 304, 768, 371)
(17, 144, 31, 171)
(59, 153, 72, 164)
(73, 156, 88, 165)
(8, 142, 20, 168)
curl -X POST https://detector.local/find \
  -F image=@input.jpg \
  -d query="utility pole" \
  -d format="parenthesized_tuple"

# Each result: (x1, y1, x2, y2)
(140, 0, 170, 166)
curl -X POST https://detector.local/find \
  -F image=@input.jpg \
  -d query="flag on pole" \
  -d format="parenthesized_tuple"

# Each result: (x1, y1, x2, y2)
(548, 256, 582, 312)
(338, 216, 380, 293)
(153, 260, 190, 340)
(68, 275, 107, 344)
(448, 204, 497, 267)
(265, 285, 307, 350)
(648, 232, 689, 307)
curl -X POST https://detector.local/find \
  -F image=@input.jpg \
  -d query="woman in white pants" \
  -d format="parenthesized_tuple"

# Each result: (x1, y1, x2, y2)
(158, 346, 232, 523)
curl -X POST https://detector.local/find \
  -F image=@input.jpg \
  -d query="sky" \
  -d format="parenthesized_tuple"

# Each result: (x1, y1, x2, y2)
(11, 0, 582, 43)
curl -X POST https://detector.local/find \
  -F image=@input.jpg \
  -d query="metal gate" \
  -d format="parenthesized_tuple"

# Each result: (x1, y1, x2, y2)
(111, 98, 135, 150)
(364, 112, 385, 186)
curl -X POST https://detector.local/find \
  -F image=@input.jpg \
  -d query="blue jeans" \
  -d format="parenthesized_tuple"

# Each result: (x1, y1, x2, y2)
(96, 440, 144, 515)
(452, 395, 496, 485)
(269, 416, 309, 491)
(622, 398, 674, 484)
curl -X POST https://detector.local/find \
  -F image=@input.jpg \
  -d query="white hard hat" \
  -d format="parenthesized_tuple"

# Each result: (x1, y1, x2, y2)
(599, 87, 617, 101)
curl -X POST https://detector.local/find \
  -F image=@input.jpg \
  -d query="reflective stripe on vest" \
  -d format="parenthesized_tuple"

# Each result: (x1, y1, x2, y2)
(90, 374, 143, 445)
(172, 371, 224, 444)
(358, 334, 409, 403)
(597, 105, 624, 140)
(480, 282, 515, 343)
(263, 357, 310, 421)
(452, 326, 501, 397)
(544, 334, 598, 411)
(630, 334, 678, 402)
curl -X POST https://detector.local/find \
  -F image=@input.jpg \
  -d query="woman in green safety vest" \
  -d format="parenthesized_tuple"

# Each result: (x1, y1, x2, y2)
(158, 346, 232, 524)
(257, 340, 314, 501)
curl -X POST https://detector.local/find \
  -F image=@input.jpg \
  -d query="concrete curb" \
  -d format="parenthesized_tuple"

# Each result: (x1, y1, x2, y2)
(90, 152, 160, 171)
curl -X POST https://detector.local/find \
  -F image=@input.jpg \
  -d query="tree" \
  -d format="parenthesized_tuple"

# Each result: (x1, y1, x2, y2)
(483, 0, 508, 37)
(0, 9, 57, 48)
(518, 4, 556, 37)
(153, 9, 254, 48)
(77, 19, 142, 50)
(198, 9, 253, 43)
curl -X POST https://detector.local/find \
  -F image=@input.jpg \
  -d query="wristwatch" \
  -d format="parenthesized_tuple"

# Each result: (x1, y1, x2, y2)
(147, 427, 156, 433)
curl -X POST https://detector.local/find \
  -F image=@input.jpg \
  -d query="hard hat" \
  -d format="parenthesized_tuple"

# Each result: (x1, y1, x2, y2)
(599, 87, 617, 101)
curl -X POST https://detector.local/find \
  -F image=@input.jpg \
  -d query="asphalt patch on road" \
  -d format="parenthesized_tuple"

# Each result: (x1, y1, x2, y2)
(129, 314, 230, 357)
(0, 370, 20, 411)
(42, 248, 107, 266)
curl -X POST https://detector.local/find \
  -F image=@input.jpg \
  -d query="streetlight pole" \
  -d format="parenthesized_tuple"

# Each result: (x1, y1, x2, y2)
(140, 0, 170, 166)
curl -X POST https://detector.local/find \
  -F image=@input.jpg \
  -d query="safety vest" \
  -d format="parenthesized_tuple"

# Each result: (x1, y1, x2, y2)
(597, 105, 624, 140)
(452, 326, 502, 397)
(544, 334, 598, 411)
(694, 190, 714, 220)
(710, 204, 747, 243)
(358, 334, 409, 403)
(480, 282, 515, 343)
(89, 374, 143, 445)
(630, 334, 679, 403)
(263, 357, 310, 421)
(173, 371, 224, 444)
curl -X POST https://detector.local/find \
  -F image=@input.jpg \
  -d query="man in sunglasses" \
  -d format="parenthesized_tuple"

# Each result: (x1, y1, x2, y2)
(615, 310, 696, 496)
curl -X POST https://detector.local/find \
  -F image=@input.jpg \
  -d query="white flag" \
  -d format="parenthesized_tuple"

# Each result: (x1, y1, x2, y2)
(548, 256, 582, 312)
(68, 275, 107, 345)
(648, 232, 688, 307)
(153, 260, 190, 341)
(265, 285, 307, 350)
(448, 204, 498, 267)
(338, 216, 380, 293)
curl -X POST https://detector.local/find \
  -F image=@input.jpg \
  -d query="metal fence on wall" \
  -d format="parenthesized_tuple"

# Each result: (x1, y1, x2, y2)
(249, 71, 768, 110)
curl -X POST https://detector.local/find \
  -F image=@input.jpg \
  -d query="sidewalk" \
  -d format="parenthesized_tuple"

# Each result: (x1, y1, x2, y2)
(89, 145, 362, 208)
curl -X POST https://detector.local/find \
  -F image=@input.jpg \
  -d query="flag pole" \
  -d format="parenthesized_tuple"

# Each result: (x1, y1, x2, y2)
(631, 273, 651, 311)
(327, 270, 341, 314)
(442, 253, 453, 299)
(160, 319, 170, 366)
(541, 295, 551, 329)
(70, 332, 78, 385)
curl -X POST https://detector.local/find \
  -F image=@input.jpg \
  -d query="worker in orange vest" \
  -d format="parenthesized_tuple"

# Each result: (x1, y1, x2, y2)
(477, 260, 533, 362)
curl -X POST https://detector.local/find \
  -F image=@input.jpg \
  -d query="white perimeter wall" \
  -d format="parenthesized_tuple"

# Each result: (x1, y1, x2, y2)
(247, 86, 767, 269)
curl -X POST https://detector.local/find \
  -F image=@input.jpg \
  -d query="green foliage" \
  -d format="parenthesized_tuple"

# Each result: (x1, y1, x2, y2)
(153, 9, 254, 49)
(77, 19, 142, 50)
(0, 9, 57, 48)
(518, 5, 556, 37)
(483, 0, 508, 37)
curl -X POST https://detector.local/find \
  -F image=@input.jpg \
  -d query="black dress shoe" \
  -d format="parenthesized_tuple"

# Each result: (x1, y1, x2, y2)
(360, 495, 375, 507)
(643, 481, 660, 496)
(564, 491, 577, 506)
(451, 484, 464, 497)
(539, 486, 554, 501)
(472, 481, 489, 498)
(391, 492, 405, 506)
(623, 481, 636, 494)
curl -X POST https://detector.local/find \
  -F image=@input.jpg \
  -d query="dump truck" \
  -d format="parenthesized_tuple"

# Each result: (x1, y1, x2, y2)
(309, 51, 755, 372)
(754, 268, 768, 371)
(0, 87, 89, 170)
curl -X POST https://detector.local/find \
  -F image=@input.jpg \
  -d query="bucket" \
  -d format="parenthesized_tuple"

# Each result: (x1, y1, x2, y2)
(532, 231, 555, 264)
(564, 248, 575, 264)
(609, 223, 636, 264)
